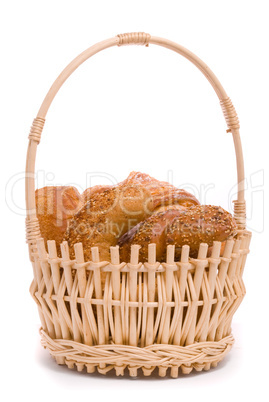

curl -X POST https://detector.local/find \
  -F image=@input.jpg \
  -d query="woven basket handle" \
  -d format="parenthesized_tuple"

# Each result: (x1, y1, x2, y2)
(25, 32, 246, 254)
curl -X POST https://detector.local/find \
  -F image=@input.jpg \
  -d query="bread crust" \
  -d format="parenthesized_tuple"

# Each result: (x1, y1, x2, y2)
(82, 185, 112, 203)
(64, 172, 199, 261)
(35, 186, 83, 250)
(118, 205, 237, 262)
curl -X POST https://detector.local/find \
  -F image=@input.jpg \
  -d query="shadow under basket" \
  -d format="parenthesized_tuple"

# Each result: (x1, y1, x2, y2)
(25, 32, 251, 377)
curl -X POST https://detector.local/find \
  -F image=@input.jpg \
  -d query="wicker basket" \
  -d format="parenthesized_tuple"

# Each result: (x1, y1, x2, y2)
(26, 32, 251, 377)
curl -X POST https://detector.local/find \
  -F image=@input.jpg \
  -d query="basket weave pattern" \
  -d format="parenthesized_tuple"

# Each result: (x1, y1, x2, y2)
(30, 231, 250, 377)
(26, 32, 251, 377)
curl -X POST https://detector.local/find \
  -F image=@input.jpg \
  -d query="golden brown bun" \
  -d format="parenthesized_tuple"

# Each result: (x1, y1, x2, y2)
(64, 171, 199, 262)
(118, 205, 237, 262)
(82, 185, 112, 203)
(35, 186, 83, 251)
(154, 204, 187, 213)
(120, 172, 199, 211)
(118, 208, 181, 262)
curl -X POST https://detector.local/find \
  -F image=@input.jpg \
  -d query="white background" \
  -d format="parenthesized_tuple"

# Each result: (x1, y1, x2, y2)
(1, 1, 268, 401)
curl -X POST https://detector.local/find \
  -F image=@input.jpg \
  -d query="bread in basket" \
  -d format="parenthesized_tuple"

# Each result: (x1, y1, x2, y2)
(25, 32, 251, 377)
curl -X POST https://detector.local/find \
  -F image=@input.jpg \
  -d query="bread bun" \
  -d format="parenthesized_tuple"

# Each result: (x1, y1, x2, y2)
(118, 205, 237, 262)
(64, 172, 199, 261)
(35, 186, 83, 251)
(82, 185, 112, 203)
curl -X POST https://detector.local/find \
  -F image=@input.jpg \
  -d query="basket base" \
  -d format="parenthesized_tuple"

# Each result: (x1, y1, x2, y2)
(39, 328, 234, 378)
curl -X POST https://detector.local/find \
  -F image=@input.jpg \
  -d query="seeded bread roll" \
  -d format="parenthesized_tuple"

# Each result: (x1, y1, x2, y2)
(154, 204, 187, 213)
(35, 186, 83, 251)
(82, 185, 112, 203)
(118, 205, 237, 262)
(64, 172, 199, 261)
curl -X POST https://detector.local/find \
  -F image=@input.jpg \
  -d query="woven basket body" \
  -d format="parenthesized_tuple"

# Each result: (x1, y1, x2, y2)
(26, 33, 251, 377)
